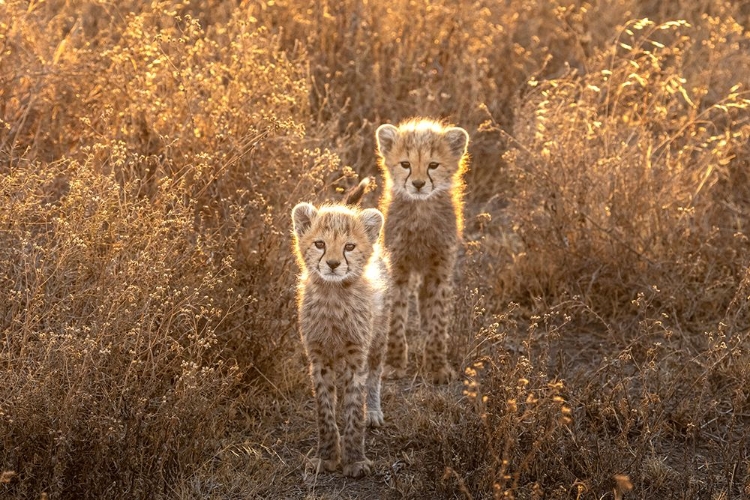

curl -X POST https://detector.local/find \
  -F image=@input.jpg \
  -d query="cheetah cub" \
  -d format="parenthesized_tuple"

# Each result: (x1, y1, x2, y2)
(376, 118, 470, 384)
(292, 201, 391, 478)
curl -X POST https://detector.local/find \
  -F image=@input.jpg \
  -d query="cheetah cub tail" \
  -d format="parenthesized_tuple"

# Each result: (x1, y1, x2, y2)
(343, 176, 372, 207)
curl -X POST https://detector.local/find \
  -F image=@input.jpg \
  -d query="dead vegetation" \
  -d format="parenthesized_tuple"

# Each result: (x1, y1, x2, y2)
(2, 0, 750, 498)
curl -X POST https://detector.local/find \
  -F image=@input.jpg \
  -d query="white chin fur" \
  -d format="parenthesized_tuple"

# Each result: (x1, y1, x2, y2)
(318, 271, 347, 282)
(405, 189, 433, 200)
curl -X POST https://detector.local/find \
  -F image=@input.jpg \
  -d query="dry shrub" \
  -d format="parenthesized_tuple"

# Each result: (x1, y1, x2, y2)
(0, 161, 241, 498)
(1, 1, 343, 498)
(437, 8, 750, 498)
(439, 287, 750, 498)
(490, 14, 750, 326)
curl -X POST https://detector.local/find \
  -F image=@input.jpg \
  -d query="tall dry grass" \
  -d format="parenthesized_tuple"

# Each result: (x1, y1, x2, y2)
(2, 0, 750, 498)
(1, 1, 338, 497)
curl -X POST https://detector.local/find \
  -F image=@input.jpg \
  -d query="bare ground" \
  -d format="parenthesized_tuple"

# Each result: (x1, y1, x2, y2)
(187, 373, 467, 500)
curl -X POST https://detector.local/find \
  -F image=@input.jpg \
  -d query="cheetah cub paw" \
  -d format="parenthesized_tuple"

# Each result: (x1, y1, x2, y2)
(366, 409, 384, 428)
(382, 365, 407, 379)
(429, 364, 456, 384)
(309, 457, 339, 474)
(343, 458, 373, 478)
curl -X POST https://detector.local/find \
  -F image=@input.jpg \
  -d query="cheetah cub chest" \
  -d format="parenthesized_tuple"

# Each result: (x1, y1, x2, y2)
(292, 202, 391, 478)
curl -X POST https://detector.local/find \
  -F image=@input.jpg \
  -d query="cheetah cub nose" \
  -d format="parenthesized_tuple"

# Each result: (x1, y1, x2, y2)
(412, 179, 425, 189)
(326, 259, 341, 270)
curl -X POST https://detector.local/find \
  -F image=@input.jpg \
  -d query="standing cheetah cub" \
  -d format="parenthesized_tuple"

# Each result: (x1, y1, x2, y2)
(292, 201, 391, 478)
(376, 118, 469, 384)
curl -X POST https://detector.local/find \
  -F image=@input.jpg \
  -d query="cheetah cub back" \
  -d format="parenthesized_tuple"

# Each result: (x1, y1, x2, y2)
(292, 202, 391, 478)
(375, 117, 469, 384)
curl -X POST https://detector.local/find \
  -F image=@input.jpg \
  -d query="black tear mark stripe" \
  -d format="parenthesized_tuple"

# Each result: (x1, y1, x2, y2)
(316, 244, 326, 269)
(403, 163, 411, 190)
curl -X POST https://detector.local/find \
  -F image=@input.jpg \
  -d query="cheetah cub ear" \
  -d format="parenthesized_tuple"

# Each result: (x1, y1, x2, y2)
(375, 124, 398, 156)
(445, 127, 469, 159)
(360, 208, 384, 244)
(292, 202, 318, 238)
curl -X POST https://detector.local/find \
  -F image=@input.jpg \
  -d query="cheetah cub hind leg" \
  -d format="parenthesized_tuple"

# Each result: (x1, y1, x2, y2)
(365, 368, 384, 427)
(383, 273, 420, 379)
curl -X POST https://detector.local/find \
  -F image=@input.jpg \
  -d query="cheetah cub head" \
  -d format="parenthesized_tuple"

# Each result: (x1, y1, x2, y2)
(376, 118, 469, 200)
(292, 203, 384, 284)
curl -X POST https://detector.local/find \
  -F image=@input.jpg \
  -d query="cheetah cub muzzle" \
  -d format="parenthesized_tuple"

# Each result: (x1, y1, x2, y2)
(292, 202, 391, 478)
(376, 118, 470, 384)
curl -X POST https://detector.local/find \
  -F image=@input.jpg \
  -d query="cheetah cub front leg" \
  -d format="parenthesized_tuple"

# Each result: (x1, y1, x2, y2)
(419, 266, 457, 384)
(340, 349, 372, 478)
(308, 354, 340, 472)
(384, 268, 410, 378)
(365, 296, 389, 426)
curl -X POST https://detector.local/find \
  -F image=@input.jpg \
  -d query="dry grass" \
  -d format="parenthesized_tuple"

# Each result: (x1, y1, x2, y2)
(2, 0, 750, 498)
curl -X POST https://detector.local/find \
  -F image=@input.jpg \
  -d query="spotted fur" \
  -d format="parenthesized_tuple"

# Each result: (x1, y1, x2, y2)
(292, 202, 391, 478)
(376, 118, 469, 384)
